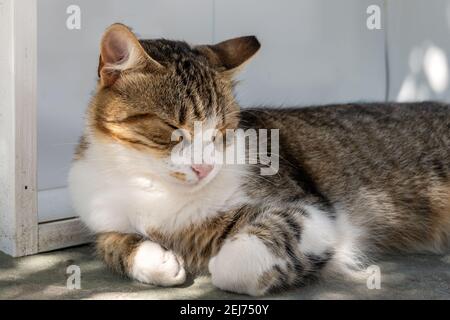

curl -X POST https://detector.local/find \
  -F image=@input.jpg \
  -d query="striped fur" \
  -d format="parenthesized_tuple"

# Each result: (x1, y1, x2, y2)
(96, 232, 144, 276)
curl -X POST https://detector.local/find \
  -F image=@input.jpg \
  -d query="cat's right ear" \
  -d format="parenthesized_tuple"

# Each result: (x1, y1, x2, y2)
(98, 23, 163, 87)
(197, 36, 261, 76)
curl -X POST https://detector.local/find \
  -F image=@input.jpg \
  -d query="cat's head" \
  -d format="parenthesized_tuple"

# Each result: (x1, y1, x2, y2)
(88, 23, 260, 190)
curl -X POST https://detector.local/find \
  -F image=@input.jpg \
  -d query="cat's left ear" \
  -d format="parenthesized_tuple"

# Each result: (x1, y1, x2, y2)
(197, 36, 261, 75)
(98, 23, 164, 87)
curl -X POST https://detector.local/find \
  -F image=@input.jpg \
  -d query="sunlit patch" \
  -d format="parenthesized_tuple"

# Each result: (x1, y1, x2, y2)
(397, 75, 416, 102)
(130, 177, 154, 189)
(423, 46, 449, 93)
(397, 44, 449, 101)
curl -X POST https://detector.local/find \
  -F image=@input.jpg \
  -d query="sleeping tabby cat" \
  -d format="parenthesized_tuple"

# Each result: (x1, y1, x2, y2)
(68, 23, 450, 296)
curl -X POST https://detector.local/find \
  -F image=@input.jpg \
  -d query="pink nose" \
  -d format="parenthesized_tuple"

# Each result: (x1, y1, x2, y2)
(191, 164, 214, 180)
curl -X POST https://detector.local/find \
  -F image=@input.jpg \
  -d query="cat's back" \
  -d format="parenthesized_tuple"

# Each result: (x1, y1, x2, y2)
(241, 101, 450, 165)
(241, 101, 450, 136)
(240, 102, 450, 252)
(241, 101, 450, 190)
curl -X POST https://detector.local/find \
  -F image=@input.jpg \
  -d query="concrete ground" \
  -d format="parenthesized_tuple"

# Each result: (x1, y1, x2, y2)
(0, 245, 449, 300)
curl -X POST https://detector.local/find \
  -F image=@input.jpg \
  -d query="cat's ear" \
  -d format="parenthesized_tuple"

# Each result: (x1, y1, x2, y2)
(98, 23, 163, 87)
(197, 36, 261, 75)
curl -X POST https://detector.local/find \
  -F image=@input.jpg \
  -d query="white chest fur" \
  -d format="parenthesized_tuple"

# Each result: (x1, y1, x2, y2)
(68, 142, 245, 236)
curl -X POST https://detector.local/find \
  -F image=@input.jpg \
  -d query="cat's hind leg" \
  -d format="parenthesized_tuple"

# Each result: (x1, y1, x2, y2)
(208, 232, 292, 296)
(208, 208, 317, 296)
(208, 205, 363, 296)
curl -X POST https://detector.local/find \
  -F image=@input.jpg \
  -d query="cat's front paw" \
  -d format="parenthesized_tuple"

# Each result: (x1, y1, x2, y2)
(130, 241, 186, 286)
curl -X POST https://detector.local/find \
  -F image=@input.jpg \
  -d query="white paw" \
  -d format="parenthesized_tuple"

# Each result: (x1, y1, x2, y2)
(208, 234, 284, 296)
(131, 241, 186, 286)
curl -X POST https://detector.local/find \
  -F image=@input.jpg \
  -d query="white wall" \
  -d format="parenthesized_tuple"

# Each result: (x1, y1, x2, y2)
(215, 0, 386, 106)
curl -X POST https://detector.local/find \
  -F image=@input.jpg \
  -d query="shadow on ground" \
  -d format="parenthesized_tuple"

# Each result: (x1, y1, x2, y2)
(0, 245, 449, 299)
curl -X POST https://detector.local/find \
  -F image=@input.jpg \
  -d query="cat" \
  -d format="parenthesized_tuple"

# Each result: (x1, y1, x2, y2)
(68, 23, 450, 296)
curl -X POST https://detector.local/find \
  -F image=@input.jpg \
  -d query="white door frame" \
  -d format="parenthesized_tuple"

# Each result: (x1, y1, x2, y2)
(0, 0, 90, 257)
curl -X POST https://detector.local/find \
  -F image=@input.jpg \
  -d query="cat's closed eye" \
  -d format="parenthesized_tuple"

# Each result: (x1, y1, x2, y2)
(120, 113, 154, 123)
